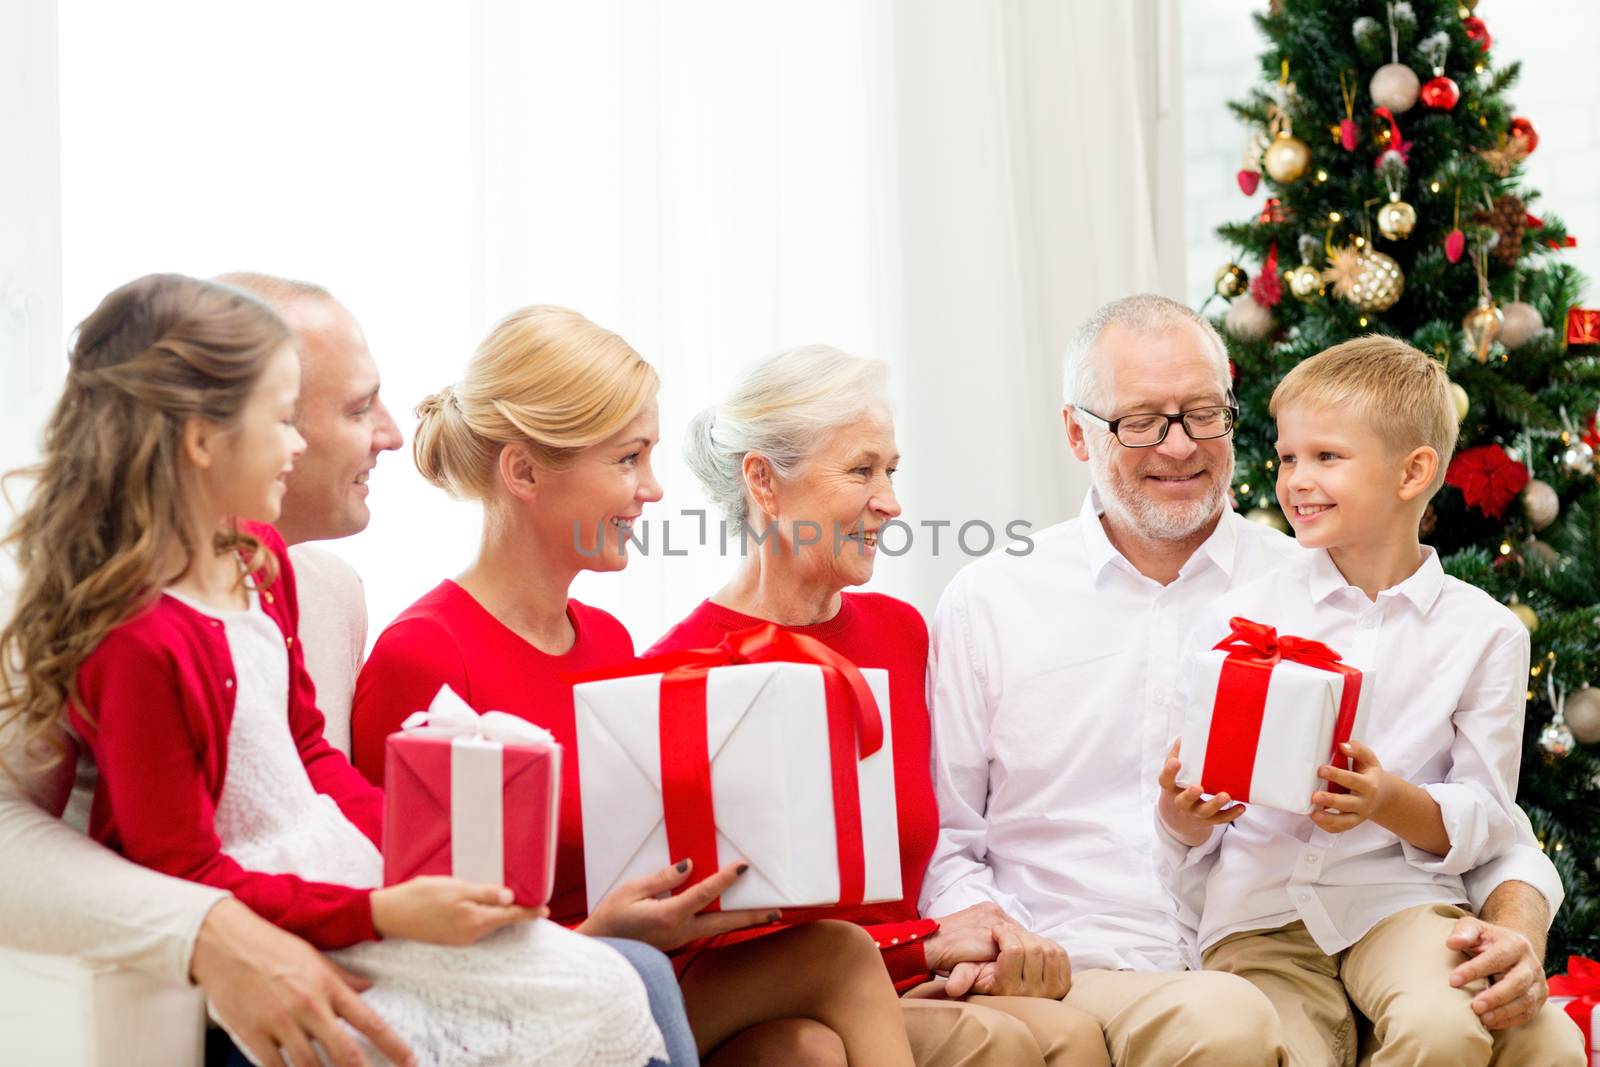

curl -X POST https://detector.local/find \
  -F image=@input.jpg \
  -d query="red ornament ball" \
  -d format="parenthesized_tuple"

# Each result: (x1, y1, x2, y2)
(1510, 116, 1538, 153)
(1420, 75, 1460, 110)
(1463, 16, 1492, 52)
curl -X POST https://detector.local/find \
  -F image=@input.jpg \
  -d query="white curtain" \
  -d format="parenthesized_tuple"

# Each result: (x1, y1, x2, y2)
(30, 0, 1181, 646)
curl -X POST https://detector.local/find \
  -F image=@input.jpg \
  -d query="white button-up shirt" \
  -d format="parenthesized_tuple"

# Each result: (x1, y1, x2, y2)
(1170, 547, 1532, 956)
(921, 490, 1562, 973)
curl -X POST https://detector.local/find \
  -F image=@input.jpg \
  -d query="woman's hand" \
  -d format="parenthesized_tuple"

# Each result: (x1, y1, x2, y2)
(577, 858, 779, 951)
(370, 877, 546, 946)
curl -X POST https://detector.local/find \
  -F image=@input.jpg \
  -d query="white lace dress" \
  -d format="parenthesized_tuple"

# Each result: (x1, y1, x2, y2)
(170, 589, 665, 1067)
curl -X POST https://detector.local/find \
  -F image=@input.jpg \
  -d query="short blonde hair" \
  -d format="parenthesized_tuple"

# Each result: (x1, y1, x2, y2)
(1270, 335, 1458, 493)
(414, 305, 658, 500)
(685, 345, 890, 523)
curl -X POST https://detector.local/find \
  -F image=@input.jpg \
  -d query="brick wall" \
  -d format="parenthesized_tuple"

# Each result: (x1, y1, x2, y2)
(1181, 1, 1600, 312)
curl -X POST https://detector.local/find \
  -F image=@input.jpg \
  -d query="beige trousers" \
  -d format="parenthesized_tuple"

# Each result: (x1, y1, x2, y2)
(1062, 966, 1289, 1066)
(901, 981, 1110, 1067)
(1204, 903, 1585, 1067)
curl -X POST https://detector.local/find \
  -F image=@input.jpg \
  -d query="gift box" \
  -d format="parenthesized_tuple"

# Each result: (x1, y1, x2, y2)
(383, 685, 561, 906)
(1550, 956, 1600, 1067)
(569, 623, 901, 913)
(1177, 617, 1373, 815)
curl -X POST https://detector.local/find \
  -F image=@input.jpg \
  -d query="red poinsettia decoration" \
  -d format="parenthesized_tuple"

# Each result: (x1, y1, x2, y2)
(1446, 444, 1529, 518)
(1583, 412, 1599, 451)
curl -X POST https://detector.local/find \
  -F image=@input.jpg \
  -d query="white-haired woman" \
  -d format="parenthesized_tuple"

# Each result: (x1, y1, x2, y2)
(649, 346, 1110, 1067)
(351, 309, 918, 1067)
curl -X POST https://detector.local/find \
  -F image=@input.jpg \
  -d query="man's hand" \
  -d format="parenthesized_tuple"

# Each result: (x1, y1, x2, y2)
(1310, 741, 1394, 833)
(192, 898, 415, 1067)
(1446, 914, 1548, 1030)
(577, 858, 778, 951)
(922, 903, 1011, 975)
(944, 924, 1070, 1000)
(1158, 740, 1245, 846)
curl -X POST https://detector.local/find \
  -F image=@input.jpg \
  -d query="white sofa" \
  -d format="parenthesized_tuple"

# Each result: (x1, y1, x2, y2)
(0, 946, 205, 1066)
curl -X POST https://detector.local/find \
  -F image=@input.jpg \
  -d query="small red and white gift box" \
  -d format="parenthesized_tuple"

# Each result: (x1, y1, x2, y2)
(1550, 956, 1600, 1066)
(382, 685, 561, 907)
(1178, 617, 1374, 815)
(569, 624, 901, 913)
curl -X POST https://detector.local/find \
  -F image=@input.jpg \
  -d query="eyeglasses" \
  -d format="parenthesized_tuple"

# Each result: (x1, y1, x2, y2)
(1075, 403, 1238, 448)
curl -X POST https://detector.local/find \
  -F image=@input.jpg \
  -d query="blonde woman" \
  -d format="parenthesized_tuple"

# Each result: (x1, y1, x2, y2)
(351, 306, 918, 1067)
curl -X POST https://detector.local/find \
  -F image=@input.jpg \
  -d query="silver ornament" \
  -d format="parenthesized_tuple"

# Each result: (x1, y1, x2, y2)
(1499, 301, 1543, 350)
(1561, 440, 1595, 477)
(1370, 63, 1421, 112)
(1225, 294, 1275, 341)
(1539, 719, 1575, 757)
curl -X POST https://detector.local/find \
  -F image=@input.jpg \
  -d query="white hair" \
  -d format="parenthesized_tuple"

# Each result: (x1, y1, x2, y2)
(684, 345, 890, 523)
(1061, 293, 1231, 412)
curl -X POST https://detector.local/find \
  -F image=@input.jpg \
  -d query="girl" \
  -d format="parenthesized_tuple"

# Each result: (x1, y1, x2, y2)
(351, 305, 919, 1067)
(0, 274, 665, 1067)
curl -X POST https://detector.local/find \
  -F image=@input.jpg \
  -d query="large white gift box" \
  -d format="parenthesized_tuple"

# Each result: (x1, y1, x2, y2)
(1177, 617, 1374, 815)
(572, 637, 901, 913)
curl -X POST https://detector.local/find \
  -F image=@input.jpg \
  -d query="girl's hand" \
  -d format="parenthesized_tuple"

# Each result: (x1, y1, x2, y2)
(577, 858, 779, 951)
(370, 877, 546, 945)
(1157, 739, 1245, 846)
(1310, 740, 1393, 833)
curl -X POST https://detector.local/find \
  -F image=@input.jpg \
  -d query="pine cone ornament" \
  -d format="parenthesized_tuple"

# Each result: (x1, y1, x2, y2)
(1472, 194, 1526, 267)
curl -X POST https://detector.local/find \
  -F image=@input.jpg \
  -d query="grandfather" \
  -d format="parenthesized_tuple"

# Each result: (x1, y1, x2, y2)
(920, 294, 1565, 1065)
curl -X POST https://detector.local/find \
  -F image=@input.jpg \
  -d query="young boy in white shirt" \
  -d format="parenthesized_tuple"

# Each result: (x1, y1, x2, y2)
(1155, 336, 1584, 1066)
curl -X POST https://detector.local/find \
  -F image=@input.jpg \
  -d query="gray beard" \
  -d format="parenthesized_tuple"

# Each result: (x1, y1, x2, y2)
(1089, 443, 1233, 543)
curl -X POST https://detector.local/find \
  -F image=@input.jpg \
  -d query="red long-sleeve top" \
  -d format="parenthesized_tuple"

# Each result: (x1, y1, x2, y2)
(69, 523, 385, 949)
(646, 593, 941, 992)
(350, 581, 635, 927)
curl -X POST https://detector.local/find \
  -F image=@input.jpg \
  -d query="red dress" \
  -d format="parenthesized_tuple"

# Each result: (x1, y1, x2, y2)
(647, 593, 941, 991)
(350, 580, 634, 927)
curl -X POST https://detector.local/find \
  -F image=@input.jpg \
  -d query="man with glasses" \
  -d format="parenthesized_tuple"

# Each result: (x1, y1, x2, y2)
(920, 294, 1564, 1065)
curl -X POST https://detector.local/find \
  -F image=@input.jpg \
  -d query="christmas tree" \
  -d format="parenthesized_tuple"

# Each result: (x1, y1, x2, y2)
(1211, 0, 1600, 965)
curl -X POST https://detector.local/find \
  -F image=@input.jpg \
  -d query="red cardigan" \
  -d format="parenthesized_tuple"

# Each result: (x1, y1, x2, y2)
(69, 523, 385, 949)
(647, 593, 941, 992)
(350, 581, 636, 927)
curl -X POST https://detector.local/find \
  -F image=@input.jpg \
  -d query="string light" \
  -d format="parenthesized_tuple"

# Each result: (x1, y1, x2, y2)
(1239, 483, 1252, 495)
(1532, 664, 1543, 677)
(1329, 211, 1342, 223)
(1316, 169, 1328, 182)
(1359, 316, 1369, 327)
(1499, 541, 1514, 556)
(1429, 181, 1441, 193)
(1264, 459, 1275, 470)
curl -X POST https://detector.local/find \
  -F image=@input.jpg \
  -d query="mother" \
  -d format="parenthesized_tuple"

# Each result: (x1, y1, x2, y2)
(649, 345, 1109, 1067)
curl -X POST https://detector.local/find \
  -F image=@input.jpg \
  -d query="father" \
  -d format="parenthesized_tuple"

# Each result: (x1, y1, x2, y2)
(920, 294, 1571, 1065)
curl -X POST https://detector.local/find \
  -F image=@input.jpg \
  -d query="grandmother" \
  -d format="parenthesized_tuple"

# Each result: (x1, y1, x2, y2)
(648, 345, 1110, 1067)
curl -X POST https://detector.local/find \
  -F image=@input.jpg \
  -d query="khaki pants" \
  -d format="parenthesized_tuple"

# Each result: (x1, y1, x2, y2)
(1204, 903, 1586, 1067)
(902, 980, 1110, 1067)
(1062, 967, 1289, 1066)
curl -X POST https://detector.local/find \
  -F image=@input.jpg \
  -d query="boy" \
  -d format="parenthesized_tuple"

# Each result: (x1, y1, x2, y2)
(1154, 336, 1583, 1066)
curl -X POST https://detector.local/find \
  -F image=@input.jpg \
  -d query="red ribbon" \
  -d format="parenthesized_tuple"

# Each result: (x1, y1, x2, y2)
(1201, 617, 1365, 802)
(565, 624, 884, 908)
(1549, 956, 1600, 1046)
(1372, 107, 1412, 166)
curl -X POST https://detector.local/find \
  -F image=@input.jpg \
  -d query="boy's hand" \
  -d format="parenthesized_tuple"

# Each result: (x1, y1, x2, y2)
(1158, 740, 1246, 847)
(1310, 740, 1394, 833)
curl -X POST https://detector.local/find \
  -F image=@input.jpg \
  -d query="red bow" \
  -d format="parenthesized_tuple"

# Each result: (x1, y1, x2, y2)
(566, 623, 884, 909)
(1549, 956, 1600, 1046)
(1202, 618, 1365, 801)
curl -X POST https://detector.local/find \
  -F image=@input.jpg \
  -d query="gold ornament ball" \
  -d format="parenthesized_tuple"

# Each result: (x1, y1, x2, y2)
(1377, 199, 1418, 240)
(1263, 132, 1311, 183)
(1214, 263, 1249, 299)
(1370, 62, 1421, 113)
(1244, 507, 1290, 534)
(1285, 264, 1325, 301)
(1449, 381, 1469, 422)
(1509, 602, 1539, 632)
(1346, 250, 1405, 312)
(1522, 479, 1559, 531)
(1499, 301, 1543, 350)
(1463, 302, 1503, 363)
(1566, 688, 1600, 745)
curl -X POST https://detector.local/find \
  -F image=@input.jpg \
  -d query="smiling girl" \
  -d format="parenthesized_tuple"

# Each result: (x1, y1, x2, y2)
(0, 275, 664, 1067)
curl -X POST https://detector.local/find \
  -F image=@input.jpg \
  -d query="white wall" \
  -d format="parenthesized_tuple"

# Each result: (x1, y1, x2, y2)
(1181, 0, 1600, 308)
